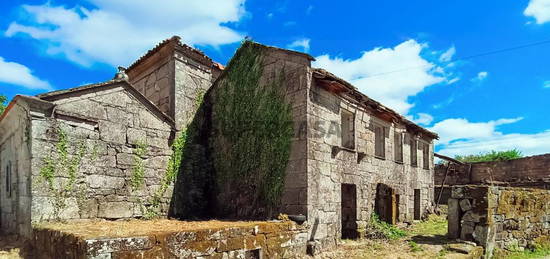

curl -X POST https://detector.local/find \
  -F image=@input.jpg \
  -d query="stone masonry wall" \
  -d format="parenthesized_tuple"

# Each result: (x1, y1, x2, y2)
(435, 154, 550, 187)
(448, 185, 550, 257)
(131, 58, 174, 116)
(0, 100, 32, 236)
(259, 48, 312, 218)
(306, 84, 434, 249)
(30, 83, 173, 224)
(33, 220, 307, 259)
(173, 51, 216, 131)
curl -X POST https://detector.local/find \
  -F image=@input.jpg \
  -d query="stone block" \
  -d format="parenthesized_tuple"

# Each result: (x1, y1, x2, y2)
(98, 202, 134, 218)
(127, 128, 146, 145)
(448, 198, 461, 239)
(452, 187, 464, 199)
(460, 199, 472, 211)
(462, 211, 481, 223)
(86, 175, 125, 189)
(461, 222, 476, 241)
(99, 121, 127, 144)
(116, 153, 136, 167)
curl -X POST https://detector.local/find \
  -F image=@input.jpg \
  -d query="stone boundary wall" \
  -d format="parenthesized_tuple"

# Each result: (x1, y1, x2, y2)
(32, 221, 307, 259)
(435, 154, 550, 187)
(448, 185, 550, 257)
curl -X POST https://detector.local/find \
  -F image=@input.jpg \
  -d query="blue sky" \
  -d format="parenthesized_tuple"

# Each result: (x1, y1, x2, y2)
(1, 0, 550, 157)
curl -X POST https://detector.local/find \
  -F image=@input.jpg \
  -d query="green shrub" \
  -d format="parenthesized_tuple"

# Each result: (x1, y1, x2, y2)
(365, 213, 407, 240)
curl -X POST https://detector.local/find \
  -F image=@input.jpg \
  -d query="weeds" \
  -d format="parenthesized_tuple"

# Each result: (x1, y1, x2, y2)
(364, 214, 407, 240)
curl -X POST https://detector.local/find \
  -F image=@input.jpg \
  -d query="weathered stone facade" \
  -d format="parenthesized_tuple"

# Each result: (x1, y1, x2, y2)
(33, 220, 307, 259)
(448, 185, 550, 257)
(0, 81, 175, 237)
(1, 37, 438, 255)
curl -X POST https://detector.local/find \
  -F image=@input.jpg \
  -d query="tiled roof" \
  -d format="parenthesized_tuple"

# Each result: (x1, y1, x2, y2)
(312, 68, 439, 139)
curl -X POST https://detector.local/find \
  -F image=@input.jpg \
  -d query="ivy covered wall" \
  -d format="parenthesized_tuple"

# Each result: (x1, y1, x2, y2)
(169, 41, 311, 219)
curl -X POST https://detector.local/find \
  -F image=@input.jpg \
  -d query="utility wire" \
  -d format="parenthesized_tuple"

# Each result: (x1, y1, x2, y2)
(359, 38, 550, 79)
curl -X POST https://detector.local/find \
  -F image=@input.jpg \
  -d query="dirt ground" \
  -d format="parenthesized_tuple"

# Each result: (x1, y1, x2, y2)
(313, 214, 482, 259)
(0, 235, 31, 259)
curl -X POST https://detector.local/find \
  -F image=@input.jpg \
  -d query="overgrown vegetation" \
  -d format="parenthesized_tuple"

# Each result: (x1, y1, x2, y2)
(0, 95, 6, 115)
(39, 126, 89, 219)
(130, 141, 147, 190)
(455, 149, 523, 163)
(408, 214, 447, 236)
(210, 40, 294, 216)
(494, 239, 550, 259)
(364, 213, 407, 240)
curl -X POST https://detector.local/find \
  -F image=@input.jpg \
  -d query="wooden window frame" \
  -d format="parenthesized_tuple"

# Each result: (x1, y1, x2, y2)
(341, 109, 355, 150)
(394, 131, 404, 163)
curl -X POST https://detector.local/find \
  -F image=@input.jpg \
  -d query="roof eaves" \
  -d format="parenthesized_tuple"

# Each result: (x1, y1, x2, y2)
(312, 68, 439, 139)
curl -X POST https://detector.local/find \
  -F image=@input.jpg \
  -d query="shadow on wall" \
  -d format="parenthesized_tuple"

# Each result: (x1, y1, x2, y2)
(168, 97, 217, 220)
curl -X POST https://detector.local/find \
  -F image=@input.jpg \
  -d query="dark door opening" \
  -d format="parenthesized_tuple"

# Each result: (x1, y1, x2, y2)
(414, 189, 421, 220)
(375, 183, 398, 224)
(341, 184, 358, 239)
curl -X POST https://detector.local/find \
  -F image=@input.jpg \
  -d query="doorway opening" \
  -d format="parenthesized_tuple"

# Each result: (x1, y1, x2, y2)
(414, 189, 421, 220)
(341, 184, 358, 239)
(375, 183, 398, 224)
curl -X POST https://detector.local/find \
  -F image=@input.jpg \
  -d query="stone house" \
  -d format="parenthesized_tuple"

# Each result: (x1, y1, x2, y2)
(0, 36, 438, 251)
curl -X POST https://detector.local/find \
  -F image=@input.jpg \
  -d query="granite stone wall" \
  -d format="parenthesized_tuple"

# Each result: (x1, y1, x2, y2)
(435, 154, 550, 187)
(448, 185, 550, 257)
(305, 80, 435, 249)
(33, 220, 307, 259)
(30, 83, 174, 226)
(0, 100, 32, 236)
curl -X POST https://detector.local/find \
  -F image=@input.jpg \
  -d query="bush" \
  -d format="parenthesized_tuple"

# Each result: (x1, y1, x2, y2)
(364, 214, 407, 240)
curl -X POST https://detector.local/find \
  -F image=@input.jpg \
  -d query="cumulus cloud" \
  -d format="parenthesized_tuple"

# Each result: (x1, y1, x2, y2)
(544, 80, 550, 88)
(524, 0, 550, 24)
(428, 117, 550, 157)
(313, 39, 448, 114)
(0, 57, 52, 90)
(5, 0, 246, 67)
(287, 38, 310, 53)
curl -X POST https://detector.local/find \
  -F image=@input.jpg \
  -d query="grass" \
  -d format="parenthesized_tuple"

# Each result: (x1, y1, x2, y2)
(408, 214, 448, 236)
(495, 247, 550, 259)
(409, 241, 424, 252)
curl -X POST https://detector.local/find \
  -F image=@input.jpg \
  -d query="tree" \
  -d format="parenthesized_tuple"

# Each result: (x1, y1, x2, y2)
(455, 149, 523, 163)
(0, 95, 6, 115)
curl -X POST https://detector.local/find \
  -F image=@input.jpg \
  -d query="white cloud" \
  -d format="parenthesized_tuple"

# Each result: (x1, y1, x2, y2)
(524, 0, 550, 24)
(544, 80, 550, 88)
(5, 0, 246, 67)
(472, 71, 488, 82)
(439, 46, 456, 62)
(430, 117, 523, 145)
(313, 39, 448, 114)
(409, 113, 434, 126)
(287, 38, 310, 53)
(429, 117, 550, 157)
(0, 57, 52, 90)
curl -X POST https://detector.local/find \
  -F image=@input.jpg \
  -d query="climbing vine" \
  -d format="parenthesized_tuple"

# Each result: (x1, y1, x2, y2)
(210, 40, 294, 216)
(131, 141, 148, 190)
(38, 125, 89, 219)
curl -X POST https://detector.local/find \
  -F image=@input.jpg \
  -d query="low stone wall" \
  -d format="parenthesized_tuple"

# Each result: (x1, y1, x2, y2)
(32, 220, 307, 259)
(435, 154, 550, 187)
(448, 185, 550, 257)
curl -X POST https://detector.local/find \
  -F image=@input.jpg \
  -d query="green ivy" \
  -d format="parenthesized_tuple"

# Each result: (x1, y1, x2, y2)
(210, 41, 294, 215)
(38, 126, 89, 219)
(130, 141, 147, 191)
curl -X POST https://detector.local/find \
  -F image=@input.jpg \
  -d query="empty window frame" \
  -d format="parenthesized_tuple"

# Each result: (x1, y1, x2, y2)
(394, 131, 403, 163)
(410, 136, 418, 167)
(5, 161, 11, 197)
(374, 125, 386, 158)
(422, 142, 430, 170)
(341, 109, 355, 149)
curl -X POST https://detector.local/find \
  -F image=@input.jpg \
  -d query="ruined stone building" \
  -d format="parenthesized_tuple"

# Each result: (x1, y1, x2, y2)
(0, 36, 438, 251)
